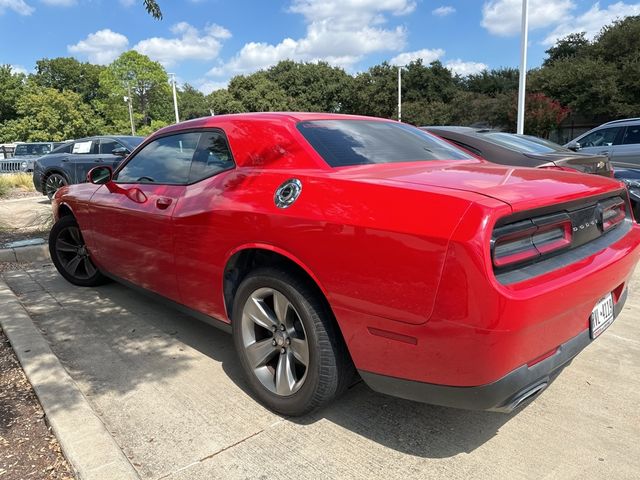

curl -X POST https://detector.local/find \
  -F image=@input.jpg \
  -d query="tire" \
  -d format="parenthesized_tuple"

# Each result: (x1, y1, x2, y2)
(44, 172, 68, 200)
(232, 267, 353, 416)
(49, 215, 108, 287)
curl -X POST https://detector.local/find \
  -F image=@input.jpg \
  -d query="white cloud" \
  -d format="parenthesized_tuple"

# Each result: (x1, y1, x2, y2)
(196, 80, 229, 95)
(209, 0, 415, 77)
(0, 0, 34, 15)
(445, 59, 488, 76)
(68, 29, 129, 65)
(390, 48, 445, 66)
(134, 22, 231, 67)
(543, 1, 640, 45)
(481, 0, 575, 36)
(10, 64, 28, 74)
(432, 5, 455, 17)
(41, 0, 75, 6)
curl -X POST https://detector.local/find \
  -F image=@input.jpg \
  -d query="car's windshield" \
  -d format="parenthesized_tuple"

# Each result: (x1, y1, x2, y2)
(481, 132, 570, 154)
(14, 143, 53, 156)
(297, 120, 472, 167)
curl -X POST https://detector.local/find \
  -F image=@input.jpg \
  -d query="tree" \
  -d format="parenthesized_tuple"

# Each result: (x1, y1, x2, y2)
(33, 57, 105, 103)
(0, 65, 25, 123)
(265, 60, 353, 112)
(543, 33, 589, 66)
(143, 0, 162, 19)
(207, 89, 245, 115)
(178, 84, 209, 120)
(0, 86, 103, 142)
(464, 68, 519, 96)
(99, 51, 172, 131)
(227, 73, 291, 112)
(509, 93, 570, 138)
(350, 62, 397, 118)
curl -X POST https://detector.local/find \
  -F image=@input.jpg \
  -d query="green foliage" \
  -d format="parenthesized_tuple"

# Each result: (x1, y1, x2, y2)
(143, 0, 162, 19)
(543, 33, 589, 66)
(179, 84, 210, 120)
(510, 93, 570, 138)
(99, 51, 172, 132)
(0, 65, 26, 123)
(33, 57, 105, 103)
(207, 89, 245, 115)
(464, 68, 519, 96)
(0, 85, 103, 142)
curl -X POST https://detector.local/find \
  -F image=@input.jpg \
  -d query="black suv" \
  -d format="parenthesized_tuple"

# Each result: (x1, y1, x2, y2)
(33, 136, 144, 199)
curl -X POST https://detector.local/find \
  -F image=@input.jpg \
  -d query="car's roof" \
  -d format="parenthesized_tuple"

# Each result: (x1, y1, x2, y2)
(600, 118, 640, 127)
(424, 126, 497, 135)
(156, 112, 394, 136)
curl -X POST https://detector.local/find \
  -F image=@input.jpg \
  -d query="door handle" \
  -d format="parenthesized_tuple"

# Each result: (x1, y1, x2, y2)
(156, 197, 173, 210)
(62, 158, 69, 163)
(597, 151, 610, 155)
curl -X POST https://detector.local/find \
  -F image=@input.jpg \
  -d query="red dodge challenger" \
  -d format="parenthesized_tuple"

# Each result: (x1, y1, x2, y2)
(48, 113, 640, 416)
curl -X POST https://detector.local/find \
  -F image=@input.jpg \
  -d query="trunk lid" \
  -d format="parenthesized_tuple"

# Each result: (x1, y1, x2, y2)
(524, 152, 613, 178)
(336, 160, 624, 212)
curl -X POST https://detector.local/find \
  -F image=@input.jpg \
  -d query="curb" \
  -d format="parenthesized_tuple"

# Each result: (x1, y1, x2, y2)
(0, 244, 50, 263)
(0, 279, 140, 480)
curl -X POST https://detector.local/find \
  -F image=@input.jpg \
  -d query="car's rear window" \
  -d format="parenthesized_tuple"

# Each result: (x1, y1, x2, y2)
(297, 120, 472, 167)
(482, 132, 569, 154)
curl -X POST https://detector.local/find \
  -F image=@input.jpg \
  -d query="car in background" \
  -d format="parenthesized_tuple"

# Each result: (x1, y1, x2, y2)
(47, 113, 640, 416)
(0, 141, 64, 173)
(565, 118, 640, 168)
(615, 167, 640, 219)
(422, 127, 614, 177)
(33, 135, 144, 199)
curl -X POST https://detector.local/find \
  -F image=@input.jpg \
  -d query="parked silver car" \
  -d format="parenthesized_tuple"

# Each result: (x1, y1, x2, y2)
(565, 118, 640, 168)
(0, 142, 64, 173)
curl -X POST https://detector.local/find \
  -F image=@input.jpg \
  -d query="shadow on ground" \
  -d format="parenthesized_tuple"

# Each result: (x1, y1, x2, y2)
(2, 266, 515, 460)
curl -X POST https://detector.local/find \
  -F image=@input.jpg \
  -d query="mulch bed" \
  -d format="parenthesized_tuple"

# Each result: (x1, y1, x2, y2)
(0, 329, 74, 479)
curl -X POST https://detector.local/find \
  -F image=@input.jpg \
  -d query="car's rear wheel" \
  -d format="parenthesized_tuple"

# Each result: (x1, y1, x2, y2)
(232, 267, 353, 416)
(49, 215, 107, 287)
(44, 173, 68, 200)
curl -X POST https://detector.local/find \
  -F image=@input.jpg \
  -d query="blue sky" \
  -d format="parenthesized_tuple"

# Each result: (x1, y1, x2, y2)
(1, 0, 639, 93)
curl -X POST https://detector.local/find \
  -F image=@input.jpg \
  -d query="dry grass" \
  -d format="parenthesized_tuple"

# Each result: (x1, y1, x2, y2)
(0, 173, 35, 197)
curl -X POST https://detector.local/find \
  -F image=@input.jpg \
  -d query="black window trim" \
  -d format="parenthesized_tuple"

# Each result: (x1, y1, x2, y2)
(113, 127, 236, 187)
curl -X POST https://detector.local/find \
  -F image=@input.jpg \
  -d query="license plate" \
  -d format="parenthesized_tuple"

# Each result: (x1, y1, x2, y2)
(590, 293, 614, 339)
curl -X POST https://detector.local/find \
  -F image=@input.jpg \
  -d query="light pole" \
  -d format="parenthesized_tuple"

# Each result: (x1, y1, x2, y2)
(125, 82, 135, 136)
(169, 73, 180, 124)
(398, 66, 402, 122)
(516, 0, 529, 134)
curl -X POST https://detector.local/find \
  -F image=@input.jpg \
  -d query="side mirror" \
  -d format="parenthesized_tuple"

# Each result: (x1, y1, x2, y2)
(87, 166, 113, 184)
(111, 147, 129, 157)
(567, 141, 581, 151)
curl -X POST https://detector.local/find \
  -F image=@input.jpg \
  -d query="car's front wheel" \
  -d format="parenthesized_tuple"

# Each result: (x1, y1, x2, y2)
(49, 215, 107, 287)
(232, 267, 353, 416)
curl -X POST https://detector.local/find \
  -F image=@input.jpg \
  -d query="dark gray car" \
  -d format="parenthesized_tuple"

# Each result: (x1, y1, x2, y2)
(33, 136, 144, 199)
(422, 127, 614, 177)
(565, 118, 640, 168)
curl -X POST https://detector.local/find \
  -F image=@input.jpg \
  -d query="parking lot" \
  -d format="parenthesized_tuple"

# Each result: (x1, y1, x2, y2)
(1, 265, 638, 480)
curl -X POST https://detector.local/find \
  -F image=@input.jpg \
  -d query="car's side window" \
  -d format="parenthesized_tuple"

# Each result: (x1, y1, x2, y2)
(622, 126, 640, 145)
(580, 127, 623, 147)
(100, 139, 125, 155)
(188, 130, 235, 183)
(115, 132, 200, 185)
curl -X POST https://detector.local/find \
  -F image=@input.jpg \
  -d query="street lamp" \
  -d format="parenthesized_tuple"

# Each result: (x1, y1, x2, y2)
(516, 0, 529, 134)
(397, 66, 404, 122)
(169, 73, 180, 124)
(124, 82, 135, 136)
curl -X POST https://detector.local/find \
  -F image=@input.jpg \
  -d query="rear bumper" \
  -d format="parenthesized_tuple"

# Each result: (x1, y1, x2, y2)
(360, 289, 627, 412)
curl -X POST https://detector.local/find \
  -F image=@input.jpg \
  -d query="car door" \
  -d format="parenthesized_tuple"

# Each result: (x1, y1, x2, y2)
(98, 138, 129, 170)
(67, 139, 102, 183)
(577, 126, 624, 159)
(87, 132, 199, 302)
(610, 125, 640, 168)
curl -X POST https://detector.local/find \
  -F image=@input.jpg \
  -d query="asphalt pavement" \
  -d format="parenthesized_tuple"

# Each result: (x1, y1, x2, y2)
(1, 265, 639, 480)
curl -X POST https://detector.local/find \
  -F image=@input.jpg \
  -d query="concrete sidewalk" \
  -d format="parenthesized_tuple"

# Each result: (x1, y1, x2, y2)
(2, 265, 639, 480)
(0, 195, 51, 231)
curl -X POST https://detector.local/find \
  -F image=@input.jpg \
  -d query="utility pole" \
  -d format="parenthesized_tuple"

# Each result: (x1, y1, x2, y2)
(169, 73, 180, 123)
(125, 82, 135, 136)
(398, 66, 402, 122)
(516, 0, 529, 134)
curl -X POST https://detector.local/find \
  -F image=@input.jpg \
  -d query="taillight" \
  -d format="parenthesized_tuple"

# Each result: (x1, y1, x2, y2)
(492, 213, 572, 269)
(599, 198, 625, 232)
